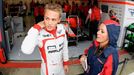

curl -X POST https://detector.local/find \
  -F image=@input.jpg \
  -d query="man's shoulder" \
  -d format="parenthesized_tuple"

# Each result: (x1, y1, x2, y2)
(37, 21, 44, 25)
(57, 24, 66, 33)
(57, 23, 64, 28)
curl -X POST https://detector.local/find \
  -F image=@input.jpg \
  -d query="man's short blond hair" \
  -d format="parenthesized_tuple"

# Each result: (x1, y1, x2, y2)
(45, 3, 62, 17)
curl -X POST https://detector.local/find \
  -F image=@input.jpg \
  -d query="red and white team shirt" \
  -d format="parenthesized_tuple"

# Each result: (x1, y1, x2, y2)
(21, 24, 69, 75)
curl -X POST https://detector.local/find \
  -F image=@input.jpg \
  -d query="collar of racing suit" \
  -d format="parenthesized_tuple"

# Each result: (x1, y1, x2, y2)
(44, 27, 57, 37)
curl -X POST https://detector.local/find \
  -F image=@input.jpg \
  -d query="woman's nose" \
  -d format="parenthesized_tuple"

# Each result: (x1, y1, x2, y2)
(97, 30, 100, 34)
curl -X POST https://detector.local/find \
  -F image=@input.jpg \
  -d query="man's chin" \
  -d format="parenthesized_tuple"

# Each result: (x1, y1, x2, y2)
(46, 28, 53, 31)
(47, 29, 53, 31)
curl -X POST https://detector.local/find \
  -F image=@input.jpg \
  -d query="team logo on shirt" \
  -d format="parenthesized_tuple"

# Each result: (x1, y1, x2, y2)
(43, 34, 51, 37)
(47, 45, 57, 53)
(47, 43, 63, 53)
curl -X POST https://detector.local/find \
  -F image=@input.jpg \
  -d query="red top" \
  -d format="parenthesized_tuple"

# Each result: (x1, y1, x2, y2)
(39, 7, 44, 16)
(34, 7, 39, 17)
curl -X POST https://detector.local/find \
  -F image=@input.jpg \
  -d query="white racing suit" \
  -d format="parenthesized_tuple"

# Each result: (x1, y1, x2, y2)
(21, 24, 69, 75)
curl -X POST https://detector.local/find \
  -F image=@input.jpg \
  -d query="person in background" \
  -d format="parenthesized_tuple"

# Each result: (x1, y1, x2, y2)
(80, 19, 120, 75)
(71, 1, 78, 15)
(21, 3, 69, 75)
(109, 10, 120, 24)
(30, 0, 35, 15)
(85, 0, 102, 40)
(78, 2, 85, 21)
(18, 1, 27, 16)
(100, 9, 120, 24)
(83, 2, 91, 28)
(33, 3, 39, 23)
(38, 4, 44, 22)
(63, 0, 71, 17)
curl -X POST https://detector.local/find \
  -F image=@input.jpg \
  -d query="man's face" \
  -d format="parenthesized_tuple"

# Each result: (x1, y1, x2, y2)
(44, 9, 61, 31)
(96, 23, 109, 43)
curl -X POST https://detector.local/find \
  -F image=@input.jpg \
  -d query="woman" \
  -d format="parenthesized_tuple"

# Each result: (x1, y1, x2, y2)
(80, 19, 120, 75)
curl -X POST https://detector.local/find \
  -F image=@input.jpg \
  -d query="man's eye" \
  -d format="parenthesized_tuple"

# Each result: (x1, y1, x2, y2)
(45, 17, 49, 20)
(52, 19, 56, 21)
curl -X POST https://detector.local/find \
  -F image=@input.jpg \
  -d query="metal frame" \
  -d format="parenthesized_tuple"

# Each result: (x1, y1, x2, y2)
(67, 15, 81, 45)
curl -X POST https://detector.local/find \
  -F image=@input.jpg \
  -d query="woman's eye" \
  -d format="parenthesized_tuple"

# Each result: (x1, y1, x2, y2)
(101, 30, 104, 33)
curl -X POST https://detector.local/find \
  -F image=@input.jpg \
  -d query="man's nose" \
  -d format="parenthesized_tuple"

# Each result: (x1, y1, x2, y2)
(48, 20, 53, 25)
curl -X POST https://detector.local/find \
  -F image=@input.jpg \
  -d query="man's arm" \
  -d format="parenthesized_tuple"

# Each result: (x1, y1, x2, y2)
(21, 24, 41, 54)
(63, 33, 69, 62)
(63, 29, 69, 73)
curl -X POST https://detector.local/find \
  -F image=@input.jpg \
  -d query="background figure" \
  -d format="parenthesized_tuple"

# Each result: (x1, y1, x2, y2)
(63, 0, 71, 17)
(21, 3, 69, 75)
(100, 9, 120, 24)
(34, 3, 39, 23)
(78, 2, 84, 21)
(85, 0, 102, 40)
(38, 4, 44, 22)
(80, 19, 120, 75)
(30, 0, 35, 15)
(18, 1, 27, 16)
(83, 2, 91, 28)
(34, 2, 44, 23)
(109, 10, 120, 24)
(71, 1, 78, 15)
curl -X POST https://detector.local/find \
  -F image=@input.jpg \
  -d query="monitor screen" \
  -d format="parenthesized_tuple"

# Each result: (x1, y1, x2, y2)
(101, 5, 109, 13)
(61, 13, 66, 21)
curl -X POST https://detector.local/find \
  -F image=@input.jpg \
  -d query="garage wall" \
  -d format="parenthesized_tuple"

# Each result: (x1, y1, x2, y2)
(4, 0, 65, 15)
(4, 0, 88, 16)
(4, 0, 84, 5)
(5, 0, 64, 4)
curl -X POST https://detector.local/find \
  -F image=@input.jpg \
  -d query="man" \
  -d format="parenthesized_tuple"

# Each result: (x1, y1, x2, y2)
(21, 3, 69, 75)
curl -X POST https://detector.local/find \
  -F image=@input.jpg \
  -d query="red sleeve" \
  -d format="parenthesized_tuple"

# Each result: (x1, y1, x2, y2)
(84, 48, 89, 55)
(33, 24, 41, 32)
(99, 55, 113, 75)
(63, 61, 69, 65)
(34, 7, 39, 17)
(84, 40, 99, 55)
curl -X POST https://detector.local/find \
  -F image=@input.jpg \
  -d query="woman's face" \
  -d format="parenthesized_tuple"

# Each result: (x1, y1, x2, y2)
(96, 23, 109, 44)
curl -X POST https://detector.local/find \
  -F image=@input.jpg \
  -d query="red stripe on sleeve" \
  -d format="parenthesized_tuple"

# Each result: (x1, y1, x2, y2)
(33, 24, 41, 32)
(99, 55, 113, 75)
(63, 61, 69, 65)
